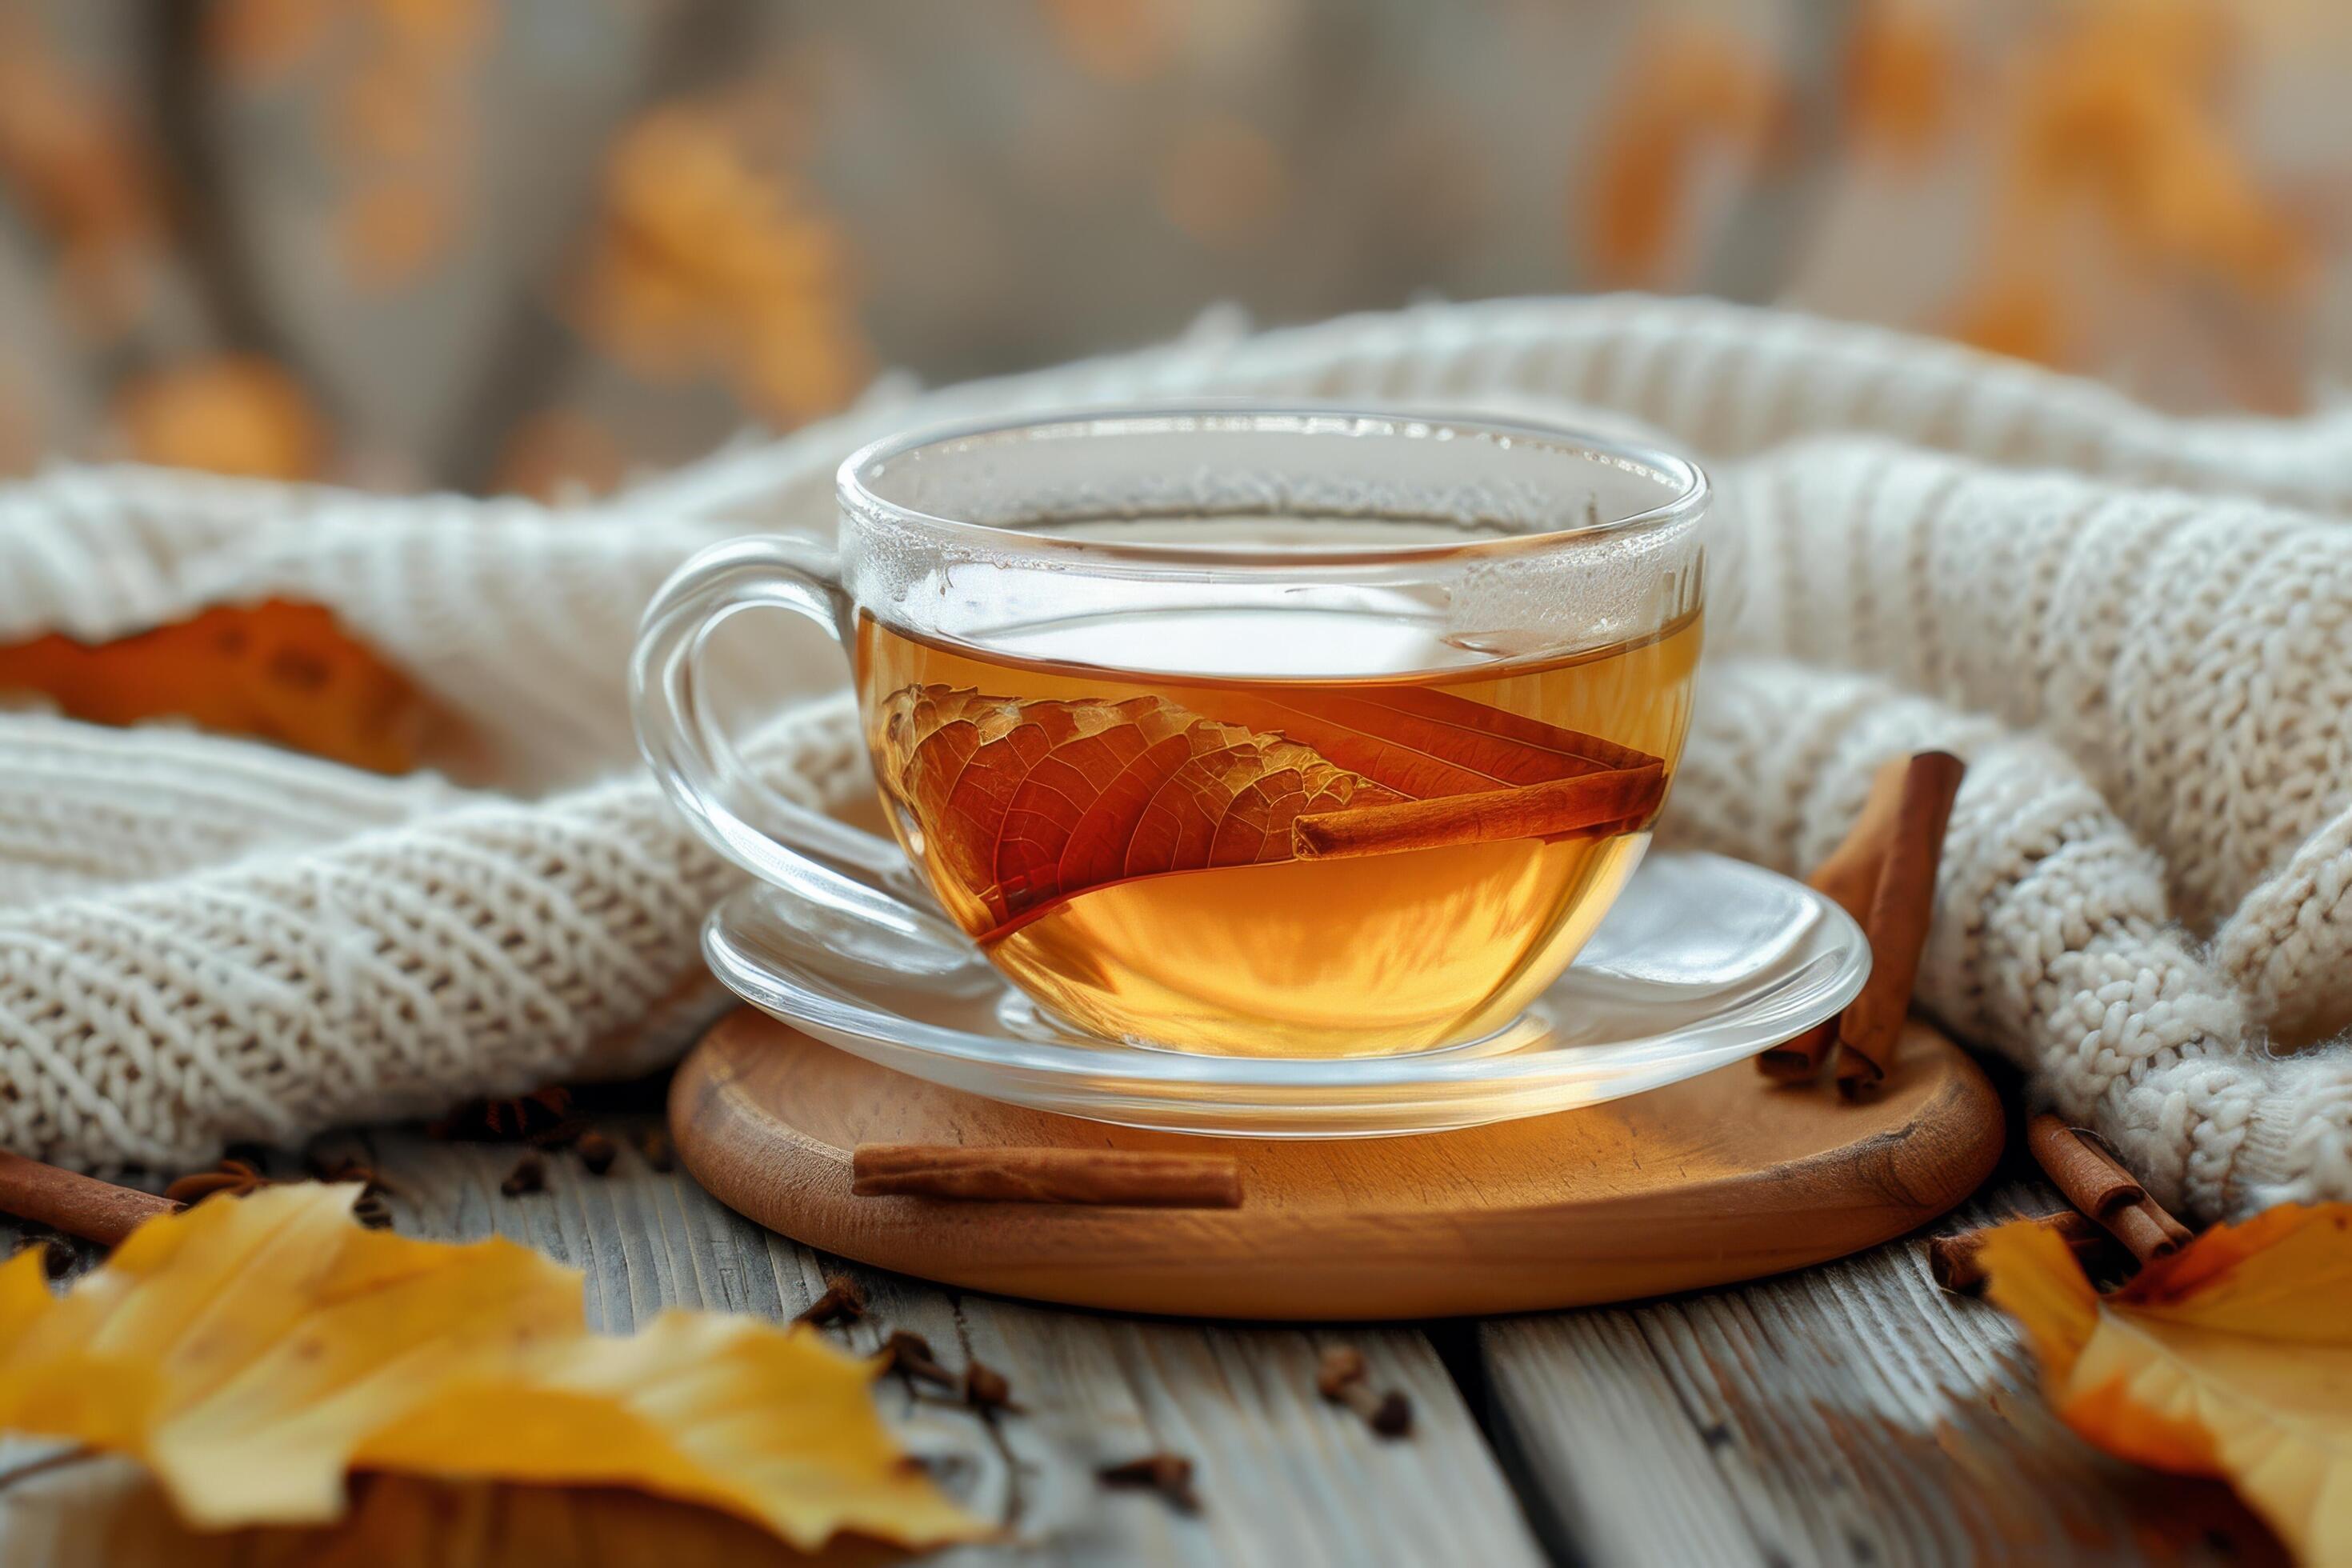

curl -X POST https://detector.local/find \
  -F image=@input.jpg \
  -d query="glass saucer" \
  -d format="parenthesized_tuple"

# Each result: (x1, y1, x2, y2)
(702, 851, 1870, 1138)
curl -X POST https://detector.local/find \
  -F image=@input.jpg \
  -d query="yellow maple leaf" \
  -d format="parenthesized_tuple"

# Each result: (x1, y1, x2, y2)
(0, 1185, 982, 1552)
(1980, 1203, 2352, 1561)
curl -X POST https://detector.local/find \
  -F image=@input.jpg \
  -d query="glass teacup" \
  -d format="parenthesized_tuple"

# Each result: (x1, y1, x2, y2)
(634, 407, 1708, 1057)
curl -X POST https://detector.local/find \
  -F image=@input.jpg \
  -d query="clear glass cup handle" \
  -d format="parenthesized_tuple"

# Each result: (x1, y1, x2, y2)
(630, 537, 980, 976)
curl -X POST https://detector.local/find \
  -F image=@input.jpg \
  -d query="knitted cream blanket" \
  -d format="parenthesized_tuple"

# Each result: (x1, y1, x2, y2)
(5, 297, 2350, 1221)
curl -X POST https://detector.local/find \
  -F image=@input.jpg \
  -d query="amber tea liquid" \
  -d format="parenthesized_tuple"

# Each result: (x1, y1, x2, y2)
(858, 604, 1702, 1056)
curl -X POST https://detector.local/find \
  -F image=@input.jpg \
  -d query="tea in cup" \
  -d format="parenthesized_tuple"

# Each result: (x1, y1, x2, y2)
(634, 408, 1708, 1057)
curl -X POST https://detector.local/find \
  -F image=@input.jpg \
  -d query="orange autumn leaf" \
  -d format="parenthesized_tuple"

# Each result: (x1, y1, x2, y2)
(1578, 22, 1790, 287)
(1948, 273, 2067, 367)
(0, 599, 443, 774)
(1039, 0, 1174, 83)
(204, 0, 335, 84)
(1979, 1203, 2352, 1561)
(1842, 0, 1954, 160)
(1950, 0, 2315, 375)
(577, 104, 870, 428)
(0, 1186, 982, 1552)
(0, 10, 165, 341)
(880, 683, 1664, 939)
(114, 356, 326, 480)
(2001, 0, 2310, 301)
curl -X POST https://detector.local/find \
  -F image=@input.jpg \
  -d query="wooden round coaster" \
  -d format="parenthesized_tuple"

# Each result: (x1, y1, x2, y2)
(670, 1009, 2002, 1320)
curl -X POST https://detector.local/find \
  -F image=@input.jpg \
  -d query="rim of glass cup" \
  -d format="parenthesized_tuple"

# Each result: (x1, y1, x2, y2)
(834, 402, 1710, 571)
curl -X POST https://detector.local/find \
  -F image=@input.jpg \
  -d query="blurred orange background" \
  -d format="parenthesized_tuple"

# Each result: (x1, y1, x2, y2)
(2, 0, 2347, 497)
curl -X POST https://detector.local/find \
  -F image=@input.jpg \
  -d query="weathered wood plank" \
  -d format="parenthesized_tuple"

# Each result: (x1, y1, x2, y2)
(0, 1118, 1544, 1566)
(1475, 1186, 2284, 1568)
(344, 1121, 1545, 1566)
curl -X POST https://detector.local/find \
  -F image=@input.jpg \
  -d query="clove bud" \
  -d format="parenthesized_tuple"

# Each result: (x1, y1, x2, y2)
(1315, 1345, 1413, 1438)
(1098, 1452, 1199, 1514)
(498, 1154, 546, 1198)
(962, 1358, 1017, 1411)
(164, 1158, 271, 1206)
(793, 1274, 866, 1327)
(881, 1330, 956, 1390)
(574, 1130, 618, 1176)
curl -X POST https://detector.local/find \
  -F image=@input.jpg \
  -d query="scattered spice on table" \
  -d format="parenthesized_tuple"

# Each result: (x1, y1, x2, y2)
(793, 1274, 866, 1327)
(304, 1154, 391, 1191)
(575, 1129, 618, 1175)
(1316, 1345, 1414, 1438)
(162, 1157, 272, 1205)
(428, 1086, 573, 1142)
(528, 1119, 589, 1152)
(1098, 1453, 1200, 1514)
(305, 1156, 395, 1229)
(499, 1153, 546, 1197)
(962, 1358, 1018, 1413)
(882, 1329, 956, 1390)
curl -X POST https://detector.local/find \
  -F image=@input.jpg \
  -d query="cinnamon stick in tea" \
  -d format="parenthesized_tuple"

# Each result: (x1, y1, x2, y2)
(888, 683, 1672, 944)
(2026, 1113, 2194, 1262)
(1835, 750, 1967, 1090)
(0, 1150, 179, 1246)
(852, 1144, 1243, 1208)
(1292, 763, 1665, 861)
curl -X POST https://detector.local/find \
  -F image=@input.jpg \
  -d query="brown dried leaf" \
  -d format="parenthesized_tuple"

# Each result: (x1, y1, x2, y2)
(881, 685, 1402, 935)
(1578, 22, 1790, 286)
(880, 683, 1663, 939)
(0, 599, 442, 774)
(576, 105, 869, 429)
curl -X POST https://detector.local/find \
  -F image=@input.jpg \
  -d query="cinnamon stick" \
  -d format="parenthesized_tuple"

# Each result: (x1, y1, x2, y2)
(851, 1144, 1243, 1208)
(1755, 1021, 1837, 1082)
(1757, 754, 1914, 1082)
(1810, 757, 1913, 923)
(0, 1150, 180, 1246)
(1834, 751, 1967, 1090)
(1927, 1210, 2117, 1294)
(1291, 763, 1665, 861)
(2026, 1113, 2194, 1262)
(2025, 1113, 2144, 1217)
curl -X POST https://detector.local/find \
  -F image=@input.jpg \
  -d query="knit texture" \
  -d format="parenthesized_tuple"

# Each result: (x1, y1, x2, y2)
(2, 294, 2349, 1215)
